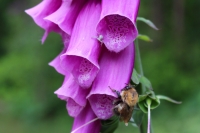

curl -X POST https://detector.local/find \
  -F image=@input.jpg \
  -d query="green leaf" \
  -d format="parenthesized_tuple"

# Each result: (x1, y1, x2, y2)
(132, 107, 145, 127)
(139, 76, 153, 90)
(138, 95, 148, 113)
(156, 95, 182, 104)
(131, 69, 140, 84)
(131, 69, 153, 90)
(100, 116, 119, 133)
(137, 17, 159, 30)
(129, 117, 137, 127)
(137, 34, 152, 42)
(131, 123, 138, 127)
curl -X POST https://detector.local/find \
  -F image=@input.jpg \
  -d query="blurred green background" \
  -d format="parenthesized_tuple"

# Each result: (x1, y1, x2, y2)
(0, 0, 200, 133)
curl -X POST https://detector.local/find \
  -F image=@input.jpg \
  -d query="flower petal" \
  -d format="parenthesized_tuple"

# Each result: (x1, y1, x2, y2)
(66, 98, 84, 117)
(60, 0, 102, 88)
(96, 0, 140, 52)
(44, 0, 72, 26)
(45, 0, 87, 35)
(88, 94, 115, 120)
(59, 0, 87, 35)
(61, 32, 71, 47)
(88, 43, 135, 119)
(25, 0, 62, 43)
(44, 0, 76, 35)
(71, 103, 100, 133)
(54, 74, 90, 117)
(48, 33, 70, 75)
(49, 48, 66, 75)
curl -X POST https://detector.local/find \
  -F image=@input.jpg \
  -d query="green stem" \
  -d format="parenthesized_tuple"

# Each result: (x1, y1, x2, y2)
(135, 38, 148, 133)
(140, 114, 148, 133)
(135, 38, 146, 93)
(139, 122, 144, 133)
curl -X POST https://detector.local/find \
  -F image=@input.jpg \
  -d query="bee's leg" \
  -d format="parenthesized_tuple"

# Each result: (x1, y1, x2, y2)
(109, 86, 121, 98)
(113, 99, 122, 105)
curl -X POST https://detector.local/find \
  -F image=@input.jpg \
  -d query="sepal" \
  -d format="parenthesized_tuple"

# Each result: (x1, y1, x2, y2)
(138, 90, 160, 113)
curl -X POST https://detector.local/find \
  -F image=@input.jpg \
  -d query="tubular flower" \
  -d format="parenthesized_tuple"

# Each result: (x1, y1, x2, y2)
(60, 0, 102, 88)
(26, 0, 140, 132)
(96, 0, 139, 53)
(87, 44, 135, 119)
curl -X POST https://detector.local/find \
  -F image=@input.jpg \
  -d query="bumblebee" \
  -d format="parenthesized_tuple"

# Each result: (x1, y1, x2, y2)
(120, 85, 138, 107)
(109, 85, 138, 126)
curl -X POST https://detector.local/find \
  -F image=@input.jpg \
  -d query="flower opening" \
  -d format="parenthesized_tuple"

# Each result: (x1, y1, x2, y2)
(96, 0, 140, 53)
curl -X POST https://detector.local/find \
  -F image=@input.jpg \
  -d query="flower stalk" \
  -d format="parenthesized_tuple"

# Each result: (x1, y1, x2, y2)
(147, 99, 152, 133)
(135, 38, 145, 93)
(134, 38, 148, 133)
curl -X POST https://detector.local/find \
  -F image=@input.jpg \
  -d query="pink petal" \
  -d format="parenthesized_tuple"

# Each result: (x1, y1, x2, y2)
(88, 43, 135, 119)
(41, 24, 62, 44)
(45, 0, 87, 35)
(71, 103, 100, 133)
(66, 98, 84, 117)
(54, 74, 90, 117)
(88, 94, 115, 120)
(96, 0, 140, 53)
(60, 0, 102, 89)
(44, 0, 72, 25)
(48, 33, 70, 75)
(48, 48, 66, 75)
(25, 0, 62, 43)
(61, 32, 71, 48)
